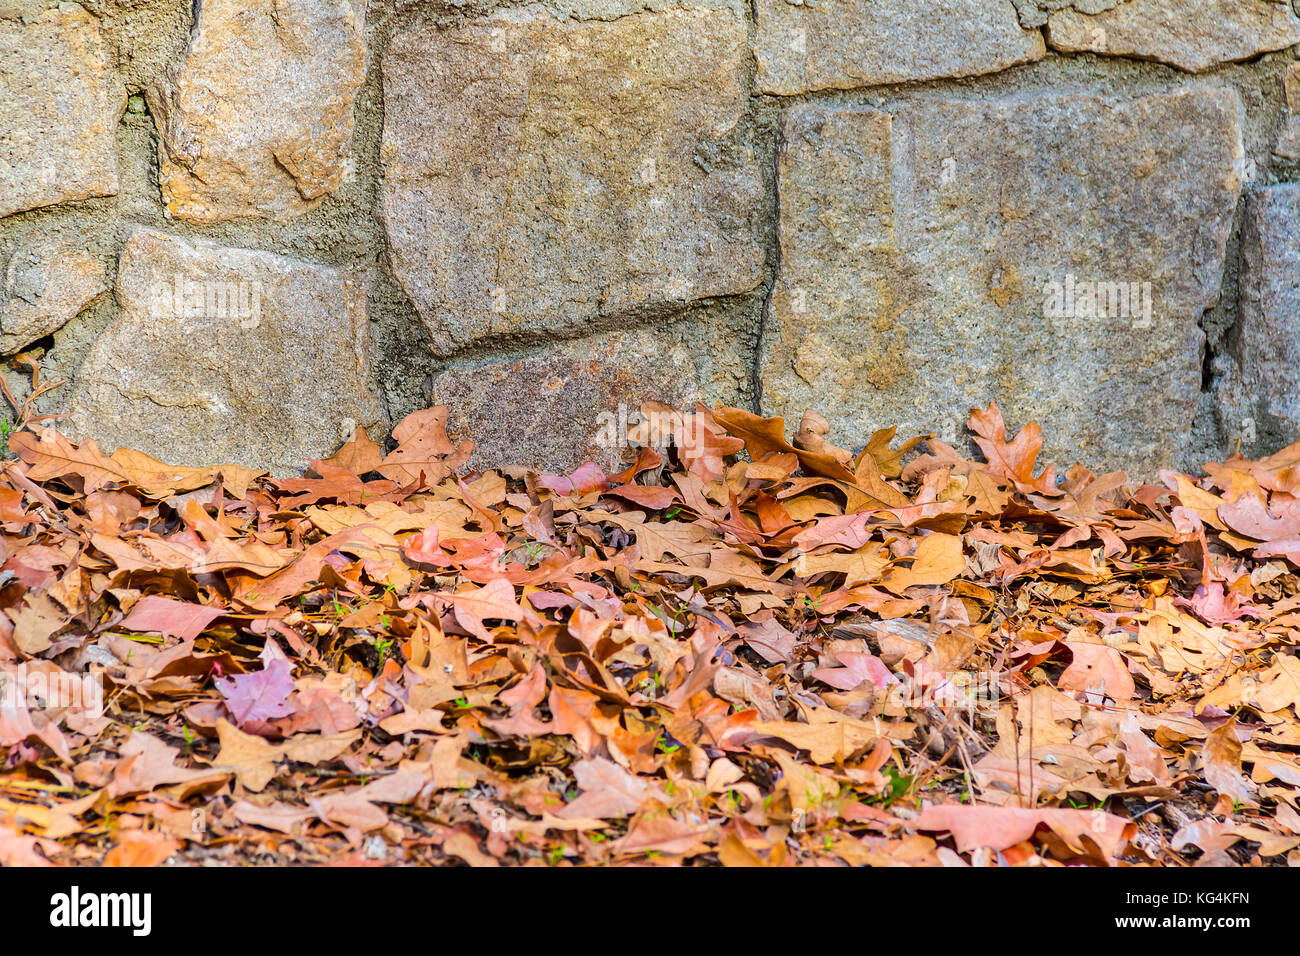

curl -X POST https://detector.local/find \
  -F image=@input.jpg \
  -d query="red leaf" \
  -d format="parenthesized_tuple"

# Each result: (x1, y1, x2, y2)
(119, 596, 223, 642)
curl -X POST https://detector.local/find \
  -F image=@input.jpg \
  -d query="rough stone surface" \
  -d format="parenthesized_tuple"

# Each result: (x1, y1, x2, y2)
(379, 5, 764, 352)
(759, 88, 1243, 475)
(754, 0, 1045, 95)
(0, 3, 121, 219)
(1275, 64, 1300, 160)
(1010, 0, 1119, 30)
(1227, 185, 1300, 445)
(64, 228, 386, 475)
(149, 0, 367, 223)
(427, 328, 702, 472)
(1047, 0, 1300, 73)
(0, 234, 105, 355)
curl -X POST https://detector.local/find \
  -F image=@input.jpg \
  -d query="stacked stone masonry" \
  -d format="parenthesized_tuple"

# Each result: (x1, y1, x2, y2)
(1, 0, 1299, 477)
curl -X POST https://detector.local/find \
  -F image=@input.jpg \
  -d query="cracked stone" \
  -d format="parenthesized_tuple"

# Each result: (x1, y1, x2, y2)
(1010, 0, 1121, 30)
(1275, 64, 1300, 160)
(0, 233, 106, 355)
(758, 88, 1243, 475)
(149, 0, 367, 223)
(64, 228, 386, 475)
(0, 2, 122, 219)
(1228, 184, 1300, 445)
(1046, 0, 1300, 73)
(379, 4, 764, 352)
(754, 0, 1046, 95)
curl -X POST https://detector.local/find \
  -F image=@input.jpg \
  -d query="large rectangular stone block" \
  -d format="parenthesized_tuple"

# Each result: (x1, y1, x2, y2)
(755, 0, 1045, 95)
(759, 89, 1244, 474)
(0, 3, 121, 219)
(1047, 0, 1300, 73)
(65, 228, 386, 475)
(378, 5, 764, 351)
(150, 0, 367, 223)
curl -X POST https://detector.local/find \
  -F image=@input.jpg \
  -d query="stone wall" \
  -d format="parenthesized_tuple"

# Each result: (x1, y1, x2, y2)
(1, 0, 1299, 476)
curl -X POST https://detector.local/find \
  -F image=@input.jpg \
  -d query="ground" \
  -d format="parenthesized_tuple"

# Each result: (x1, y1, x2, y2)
(0, 400, 1297, 867)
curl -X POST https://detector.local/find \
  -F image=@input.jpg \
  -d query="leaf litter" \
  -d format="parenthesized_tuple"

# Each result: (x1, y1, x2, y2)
(1, 400, 1300, 867)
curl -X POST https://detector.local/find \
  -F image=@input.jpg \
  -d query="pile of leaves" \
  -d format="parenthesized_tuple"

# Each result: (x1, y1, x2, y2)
(2, 399, 1300, 867)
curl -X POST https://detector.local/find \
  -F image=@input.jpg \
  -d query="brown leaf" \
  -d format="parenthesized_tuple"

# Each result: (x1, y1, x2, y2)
(118, 595, 223, 642)
(103, 830, 178, 867)
(913, 804, 1136, 861)
(377, 406, 473, 486)
(322, 426, 385, 476)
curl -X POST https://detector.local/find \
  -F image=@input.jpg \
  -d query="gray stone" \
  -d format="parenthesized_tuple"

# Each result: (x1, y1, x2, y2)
(1228, 185, 1300, 444)
(378, 4, 764, 352)
(1047, 0, 1300, 73)
(1010, 0, 1120, 30)
(0, 2, 121, 219)
(754, 0, 1046, 95)
(0, 234, 106, 354)
(427, 328, 702, 473)
(1275, 64, 1300, 160)
(758, 88, 1244, 475)
(64, 228, 386, 475)
(150, 0, 367, 223)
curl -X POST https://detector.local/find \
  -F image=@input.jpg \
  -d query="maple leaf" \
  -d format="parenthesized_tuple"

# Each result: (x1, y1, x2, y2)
(437, 578, 524, 641)
(967, 401, 1057, 493)
(377, 406, 473, 486)
(216, 641, 297, 728)
(882, 532, 966, 592)
(713, 405, 856, 483)
(673, 407, 744, 483)
(1174, 582, 1263, 625)
(214, 720, 360, 792)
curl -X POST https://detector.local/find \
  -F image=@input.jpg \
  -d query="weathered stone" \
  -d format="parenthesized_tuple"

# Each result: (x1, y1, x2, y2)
(754, 0, 1045, 95)
(379, 5, 764, 352)
(428, 329, 701, 473)
(1228, 185, 1300, 444)
(0, 234, 105, 354)
(150, 0, 367, 223)
(1010, 0, 1120, 30)
(0, 3, 121, 219)
(759, 88, 1243, 475)
(1047, 0, 1300, 73)
(1275, 64, 1300, 160)
(64, 228, 386, 475)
